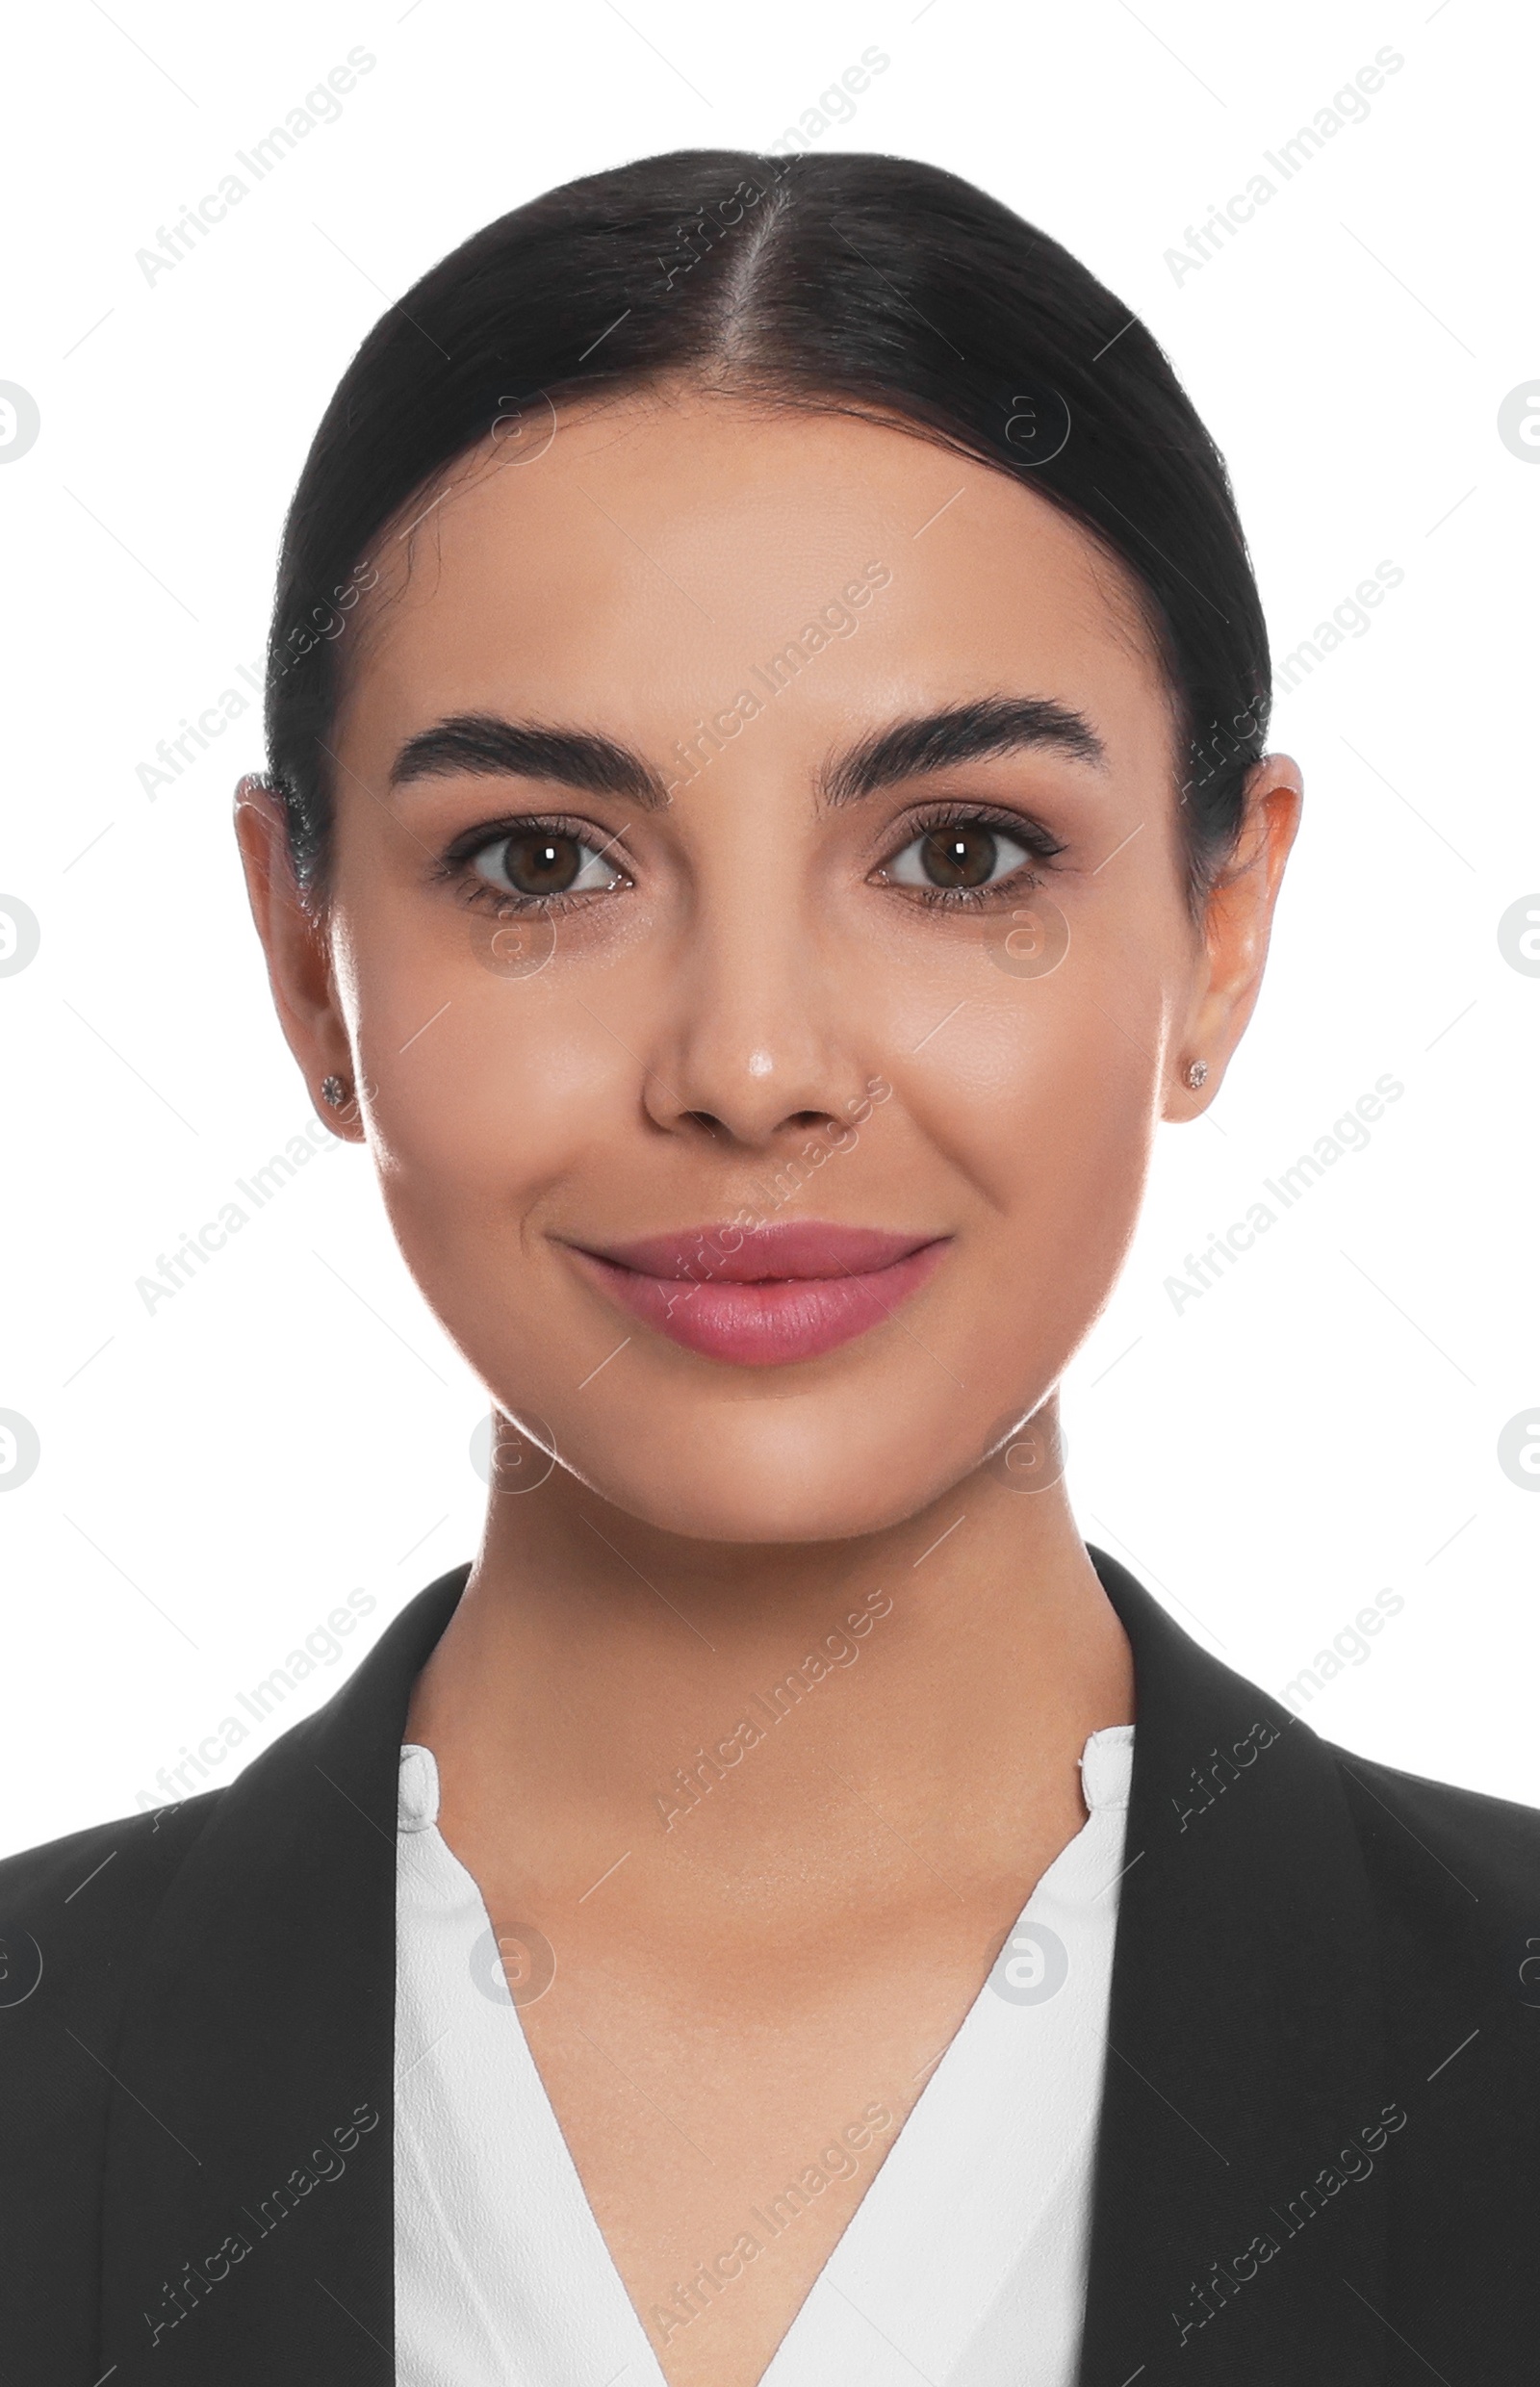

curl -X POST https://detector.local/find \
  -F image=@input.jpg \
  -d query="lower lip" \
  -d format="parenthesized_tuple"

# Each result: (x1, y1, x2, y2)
(568, 1240, 950, 1366)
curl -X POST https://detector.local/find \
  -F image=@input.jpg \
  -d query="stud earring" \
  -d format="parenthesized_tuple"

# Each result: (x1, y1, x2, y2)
(1184, 1059, 1209, 1091)
(321, 1074, 349, 1109)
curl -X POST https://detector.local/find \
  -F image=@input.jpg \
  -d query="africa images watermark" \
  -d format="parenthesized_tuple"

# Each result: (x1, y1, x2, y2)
(1274, 559, 1405, 695)
(135, 1105, 344, 1315)
(136, 654, 266, 801)
(648, 53, 895, 306)
(1165, 45, 1406, 287)
(134, 47, 378, 288)
(137, 540, 379, 805)
(629, 1077, 895, 1298)
(1182, 561, 1405, 806)
(653, 1586, 895, 1829)
(648, 2097, 895, 2350)
(1169, 2097, 1410, 2348)
(768, 45, 892, 154)
(133, 1588, 378, 1813)
(663, 561, 894, 797)
(1164, 1072, 1405, 1315)
(140, 2099, 381, 2349)
(1279, 1585, 1406, 1712)
(1168, 1716, 1286, 1833)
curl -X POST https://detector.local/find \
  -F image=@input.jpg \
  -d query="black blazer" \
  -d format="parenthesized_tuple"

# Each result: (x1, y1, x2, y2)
(3, 1549, 1536, 2384)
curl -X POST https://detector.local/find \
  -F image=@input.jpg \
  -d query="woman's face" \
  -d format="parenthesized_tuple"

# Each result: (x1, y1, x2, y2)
(243, 390, 1297, 1542)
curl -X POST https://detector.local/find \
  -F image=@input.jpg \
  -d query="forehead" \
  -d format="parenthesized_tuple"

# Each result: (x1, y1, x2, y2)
(338, 389, 1171, 762)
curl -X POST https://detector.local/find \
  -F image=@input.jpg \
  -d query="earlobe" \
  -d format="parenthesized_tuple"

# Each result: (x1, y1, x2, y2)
(1162, 1053, 1220, 1122)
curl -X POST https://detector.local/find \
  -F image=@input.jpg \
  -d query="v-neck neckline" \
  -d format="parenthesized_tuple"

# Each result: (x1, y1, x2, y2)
(91, 1553, 1395, 2384)
(394, 1727, 1133, 2387)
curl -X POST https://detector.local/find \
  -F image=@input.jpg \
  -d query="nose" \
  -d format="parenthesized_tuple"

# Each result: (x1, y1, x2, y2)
(640, 875, 872, 1153)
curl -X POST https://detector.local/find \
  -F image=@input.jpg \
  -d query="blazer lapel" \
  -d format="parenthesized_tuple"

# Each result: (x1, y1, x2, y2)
(97, 1563, 470, 2385)
(1077, 1549, 1391, 2385)
(95, 1545, 1394, 2383)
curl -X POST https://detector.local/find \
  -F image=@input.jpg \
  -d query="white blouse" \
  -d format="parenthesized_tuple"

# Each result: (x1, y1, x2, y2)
(396, 1724, 1134, 2387)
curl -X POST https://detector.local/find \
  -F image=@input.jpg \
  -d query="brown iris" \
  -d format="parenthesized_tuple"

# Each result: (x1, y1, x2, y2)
(499, 833, 583, 897)
(917, 825, 999, 888)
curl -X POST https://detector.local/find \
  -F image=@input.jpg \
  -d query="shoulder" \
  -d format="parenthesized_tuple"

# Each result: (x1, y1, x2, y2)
(1324, 1740, 1540, 1898)
(0, 1790, 223, 2031)
(0, 1794, 224, 2249)
(0, 1787, 223, 1916)
(0, 1795, 229, 2364)
(1322, 1738, 1540, 1998)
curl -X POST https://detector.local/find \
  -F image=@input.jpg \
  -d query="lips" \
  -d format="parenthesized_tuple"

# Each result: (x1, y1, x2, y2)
(563, 1219, 950, 1366)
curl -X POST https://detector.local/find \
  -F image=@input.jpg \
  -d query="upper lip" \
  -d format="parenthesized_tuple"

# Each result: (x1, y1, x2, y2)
(570, 1220, 946, 1282)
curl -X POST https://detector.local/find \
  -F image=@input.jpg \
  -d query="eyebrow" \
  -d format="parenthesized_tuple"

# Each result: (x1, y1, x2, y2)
(386, 693, 1107, 814)
(819, 694, 1106, 806)
(388, 715, 672, 807)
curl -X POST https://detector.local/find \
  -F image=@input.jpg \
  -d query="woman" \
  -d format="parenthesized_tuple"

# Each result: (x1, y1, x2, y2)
(3, 149, 1534, 2387)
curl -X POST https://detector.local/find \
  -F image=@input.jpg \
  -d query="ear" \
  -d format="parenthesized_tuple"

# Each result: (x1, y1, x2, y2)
(232, 775, 366, 1142)
(1164, 753, 1303, 1119)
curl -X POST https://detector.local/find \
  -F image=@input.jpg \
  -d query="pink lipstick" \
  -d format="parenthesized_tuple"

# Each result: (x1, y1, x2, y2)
(563, 1219, 950, 1366)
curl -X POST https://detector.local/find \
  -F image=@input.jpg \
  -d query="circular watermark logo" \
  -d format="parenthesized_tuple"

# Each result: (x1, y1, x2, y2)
(1001, 383, 1072, 469)
(989, 1919, 1069, 2005)
(988, 894, 1070, 980)
(471, 1920, 556, 2007)
(0, 384, 40, 464)
(1497, 895, 1540, 976)
(1497, 381, 1540, 462)
(984, 1411, 1068, 1497)
(0, 1411, 40, 1491)
(470, 1411, 559, 1496)
(468, 909, 557, 979)
(0, 1926, 43, 2007)
(1517, 1936, 1540, 2009)
(491, 388, 557, 467)
(1497, 1409, 1540, 1490)
(0, 896, 40, 976)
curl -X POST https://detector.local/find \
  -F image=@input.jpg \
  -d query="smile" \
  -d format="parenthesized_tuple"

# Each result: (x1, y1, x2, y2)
(563, 1219, 952, 1366)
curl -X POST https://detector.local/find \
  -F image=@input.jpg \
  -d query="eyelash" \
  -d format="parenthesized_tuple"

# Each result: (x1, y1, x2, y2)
(431, 800, 1068, 917)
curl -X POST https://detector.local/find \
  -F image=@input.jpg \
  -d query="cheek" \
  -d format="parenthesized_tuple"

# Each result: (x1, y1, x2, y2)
(878, 925, 1168, 1414)
(901, 962, 1160, 1238)
(346, 937, 622, 1253)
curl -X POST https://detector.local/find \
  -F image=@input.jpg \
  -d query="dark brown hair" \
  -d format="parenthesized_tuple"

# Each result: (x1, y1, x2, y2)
(266, 147, 1270, 908)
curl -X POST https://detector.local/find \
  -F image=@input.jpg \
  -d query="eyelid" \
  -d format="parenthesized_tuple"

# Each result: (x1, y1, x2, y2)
(439, 808, 631, 869)
(877, 798, 1068, 864)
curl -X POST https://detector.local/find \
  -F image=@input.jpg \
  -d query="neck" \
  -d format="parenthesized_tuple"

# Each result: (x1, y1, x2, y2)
(406, 1407, 1135, 1903)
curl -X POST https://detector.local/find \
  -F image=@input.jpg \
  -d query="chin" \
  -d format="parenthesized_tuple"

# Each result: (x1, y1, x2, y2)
(541, 1396, 1007, 1545)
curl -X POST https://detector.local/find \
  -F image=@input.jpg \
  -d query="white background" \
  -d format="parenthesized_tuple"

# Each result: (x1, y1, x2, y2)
(2, 0, 1536, 1856)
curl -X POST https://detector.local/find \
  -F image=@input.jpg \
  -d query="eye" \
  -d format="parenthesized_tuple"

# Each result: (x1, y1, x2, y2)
(880, 816, 1041, 896)
(468, 825, 627, 906)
